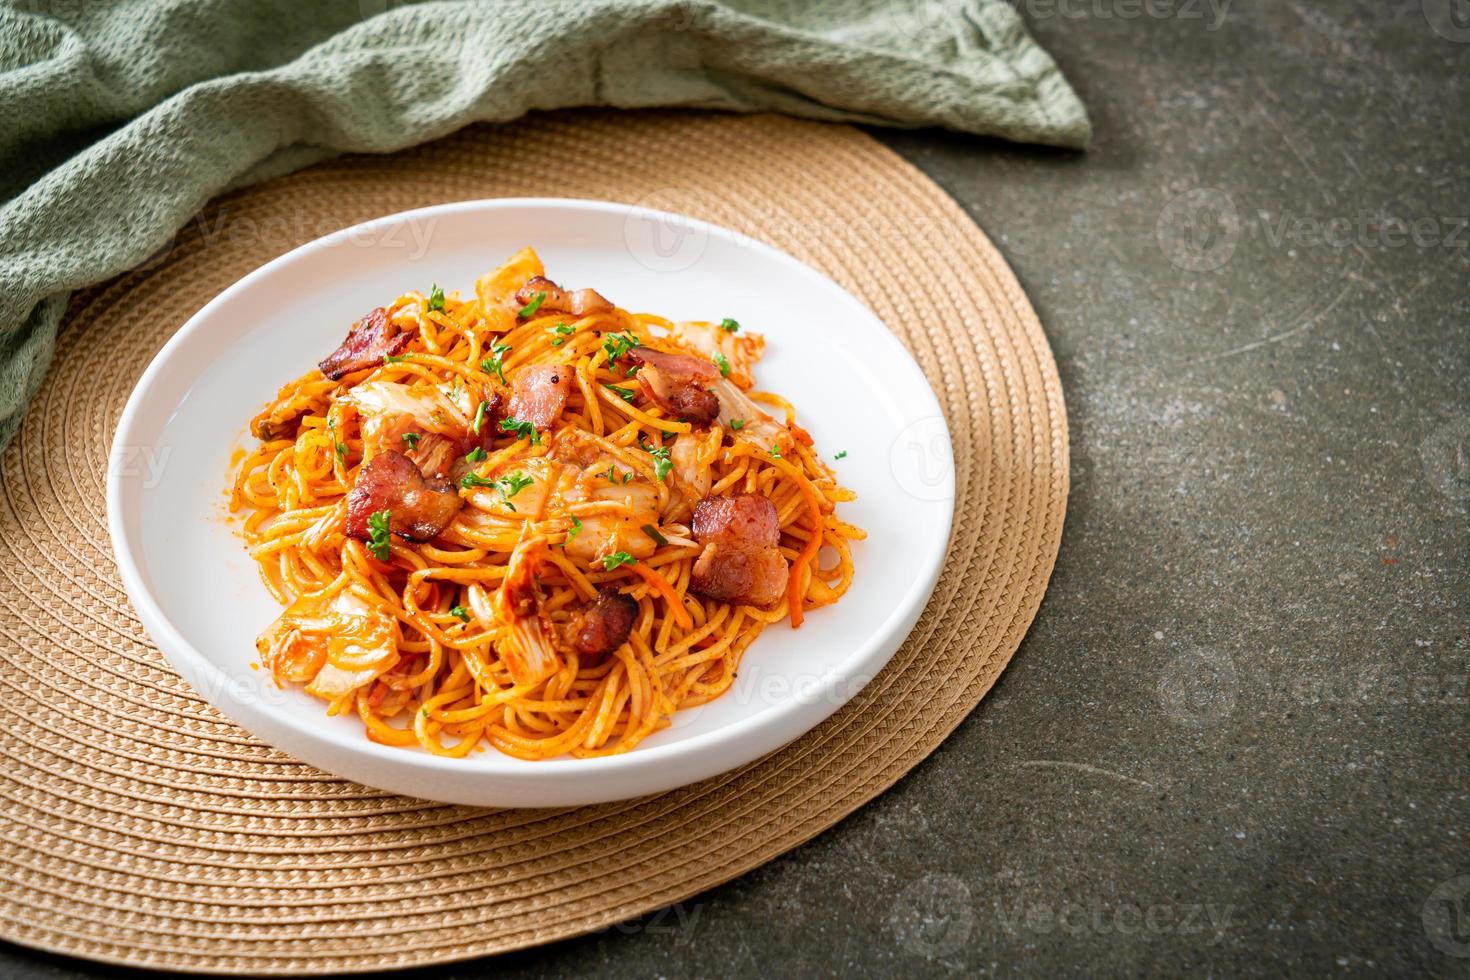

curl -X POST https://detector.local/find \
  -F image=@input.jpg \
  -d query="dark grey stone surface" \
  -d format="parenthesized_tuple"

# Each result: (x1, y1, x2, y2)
(4, 1, 1467, 976)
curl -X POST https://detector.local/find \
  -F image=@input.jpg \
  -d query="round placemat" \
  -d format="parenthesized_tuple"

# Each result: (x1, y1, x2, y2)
(0, 110, 1067, 974)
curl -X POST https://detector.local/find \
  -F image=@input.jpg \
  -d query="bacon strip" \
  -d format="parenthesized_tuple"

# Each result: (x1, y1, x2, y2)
(626, 347, 720, 424)
(566, 586, 638, 655)
(508, 364, 572, 430)
(689, 495, 789, 607)
(319, 307, 411, 380)
(345, 451, 463, 543)
(672, 321, 766, 390)
(515, 275, 613, 318)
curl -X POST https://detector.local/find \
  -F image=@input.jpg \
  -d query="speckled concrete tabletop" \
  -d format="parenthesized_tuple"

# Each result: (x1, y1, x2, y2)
(5, 2, 1467, 977)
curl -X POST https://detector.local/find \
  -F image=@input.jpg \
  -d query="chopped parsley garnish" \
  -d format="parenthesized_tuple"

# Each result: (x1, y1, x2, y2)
(449, 605, 471, 622)
(564, 515, 583, 545)
(602, 332, 640, 365)
(549, 322, 575, 347)
(472, 399, 489, 435)
(328, 418, 348, 464)
(480, 341, 511, 385)
(643, 441, 672, 482)
(460, 472, 495, 489)
(367, 509, 392, 561)
(602, 466, 619, 482)
(604, 383, 637, 402)
(464, 446, 487, 464)
(728, 418, 746, 431)
(601, 551, 637, 570)
(712, 351, 731, 378)
(642, 523, 669, 547)
(383, 352, 411, 364)
(402, 432, 421, 448)
(492, 472, 534, 511)
(428, 283, 446, 312)
(498, 416, 541, 445)
(769, 445, 782, 459)
(517, 290, 547, 319)
(719, 318, 740, 333)
(834, 450, 848, 459)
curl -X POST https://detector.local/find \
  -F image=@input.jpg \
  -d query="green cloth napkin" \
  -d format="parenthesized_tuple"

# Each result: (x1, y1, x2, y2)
(0, 0, 1087, 451)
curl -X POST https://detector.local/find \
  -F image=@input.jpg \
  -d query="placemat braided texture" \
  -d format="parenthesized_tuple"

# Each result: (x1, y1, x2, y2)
(0, 110, 1067, 974)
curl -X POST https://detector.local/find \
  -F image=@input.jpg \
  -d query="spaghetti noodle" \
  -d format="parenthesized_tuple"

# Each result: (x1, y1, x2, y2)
(229, 248, 863, 760)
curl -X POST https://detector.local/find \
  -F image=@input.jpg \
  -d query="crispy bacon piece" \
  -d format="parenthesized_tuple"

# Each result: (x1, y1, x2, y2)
(508, 364, 572, 430)
(345, 451, 463, 543)
(672, 321, 767, 390)
(689, 494, 789, 607)
(319, 307, 411, 380)
(565, 586, 638, 656)
(515, 275, 613, 318)
(626, 347, 720, 424)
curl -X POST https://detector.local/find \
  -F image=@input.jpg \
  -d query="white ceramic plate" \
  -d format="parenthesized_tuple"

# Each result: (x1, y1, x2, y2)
(107, 198, 954, 807)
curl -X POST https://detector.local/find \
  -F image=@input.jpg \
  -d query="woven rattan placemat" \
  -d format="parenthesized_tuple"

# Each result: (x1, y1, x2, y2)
(0, 110, 1067, 974)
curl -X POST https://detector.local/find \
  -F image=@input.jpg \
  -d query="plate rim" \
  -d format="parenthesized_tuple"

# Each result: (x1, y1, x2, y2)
(105, 196, 954, 801)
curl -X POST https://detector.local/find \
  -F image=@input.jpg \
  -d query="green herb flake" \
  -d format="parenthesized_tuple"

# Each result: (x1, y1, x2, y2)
(367, 509, 392, 561)
(728, 418, 746, 431)
(643, 441, 672, 482)
(472, 399, 489, 435)
(402, 432, 421, 448)
(517, 290, 547, 319)
(480, 341, 511, 385)
(449, 605, 471, 622)
(712, 352, 731, 378)
(834, 450, 848, 460)
(428, 283, 446, 313)
(327, 418, 348, 464)
(499, 416, 541, 445)
(492, 471, 534, 511)
(719, 318, 740, 333)
(460, 472, 495, 490)
(549, 323, 575, 347)
(563, 515, 583, 546)
(769, 445, 782, 459)
(642, 523, 669, 547)
(600, 551, 637, 570)
(464, 446, 487, 464)
(604, 384, 637, 403)
(383, 352, 411, 364)
(602, 332, 640, 365)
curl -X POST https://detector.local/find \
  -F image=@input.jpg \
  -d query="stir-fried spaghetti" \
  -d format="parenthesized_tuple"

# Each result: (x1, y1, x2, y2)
(229, 248, 863, 760)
